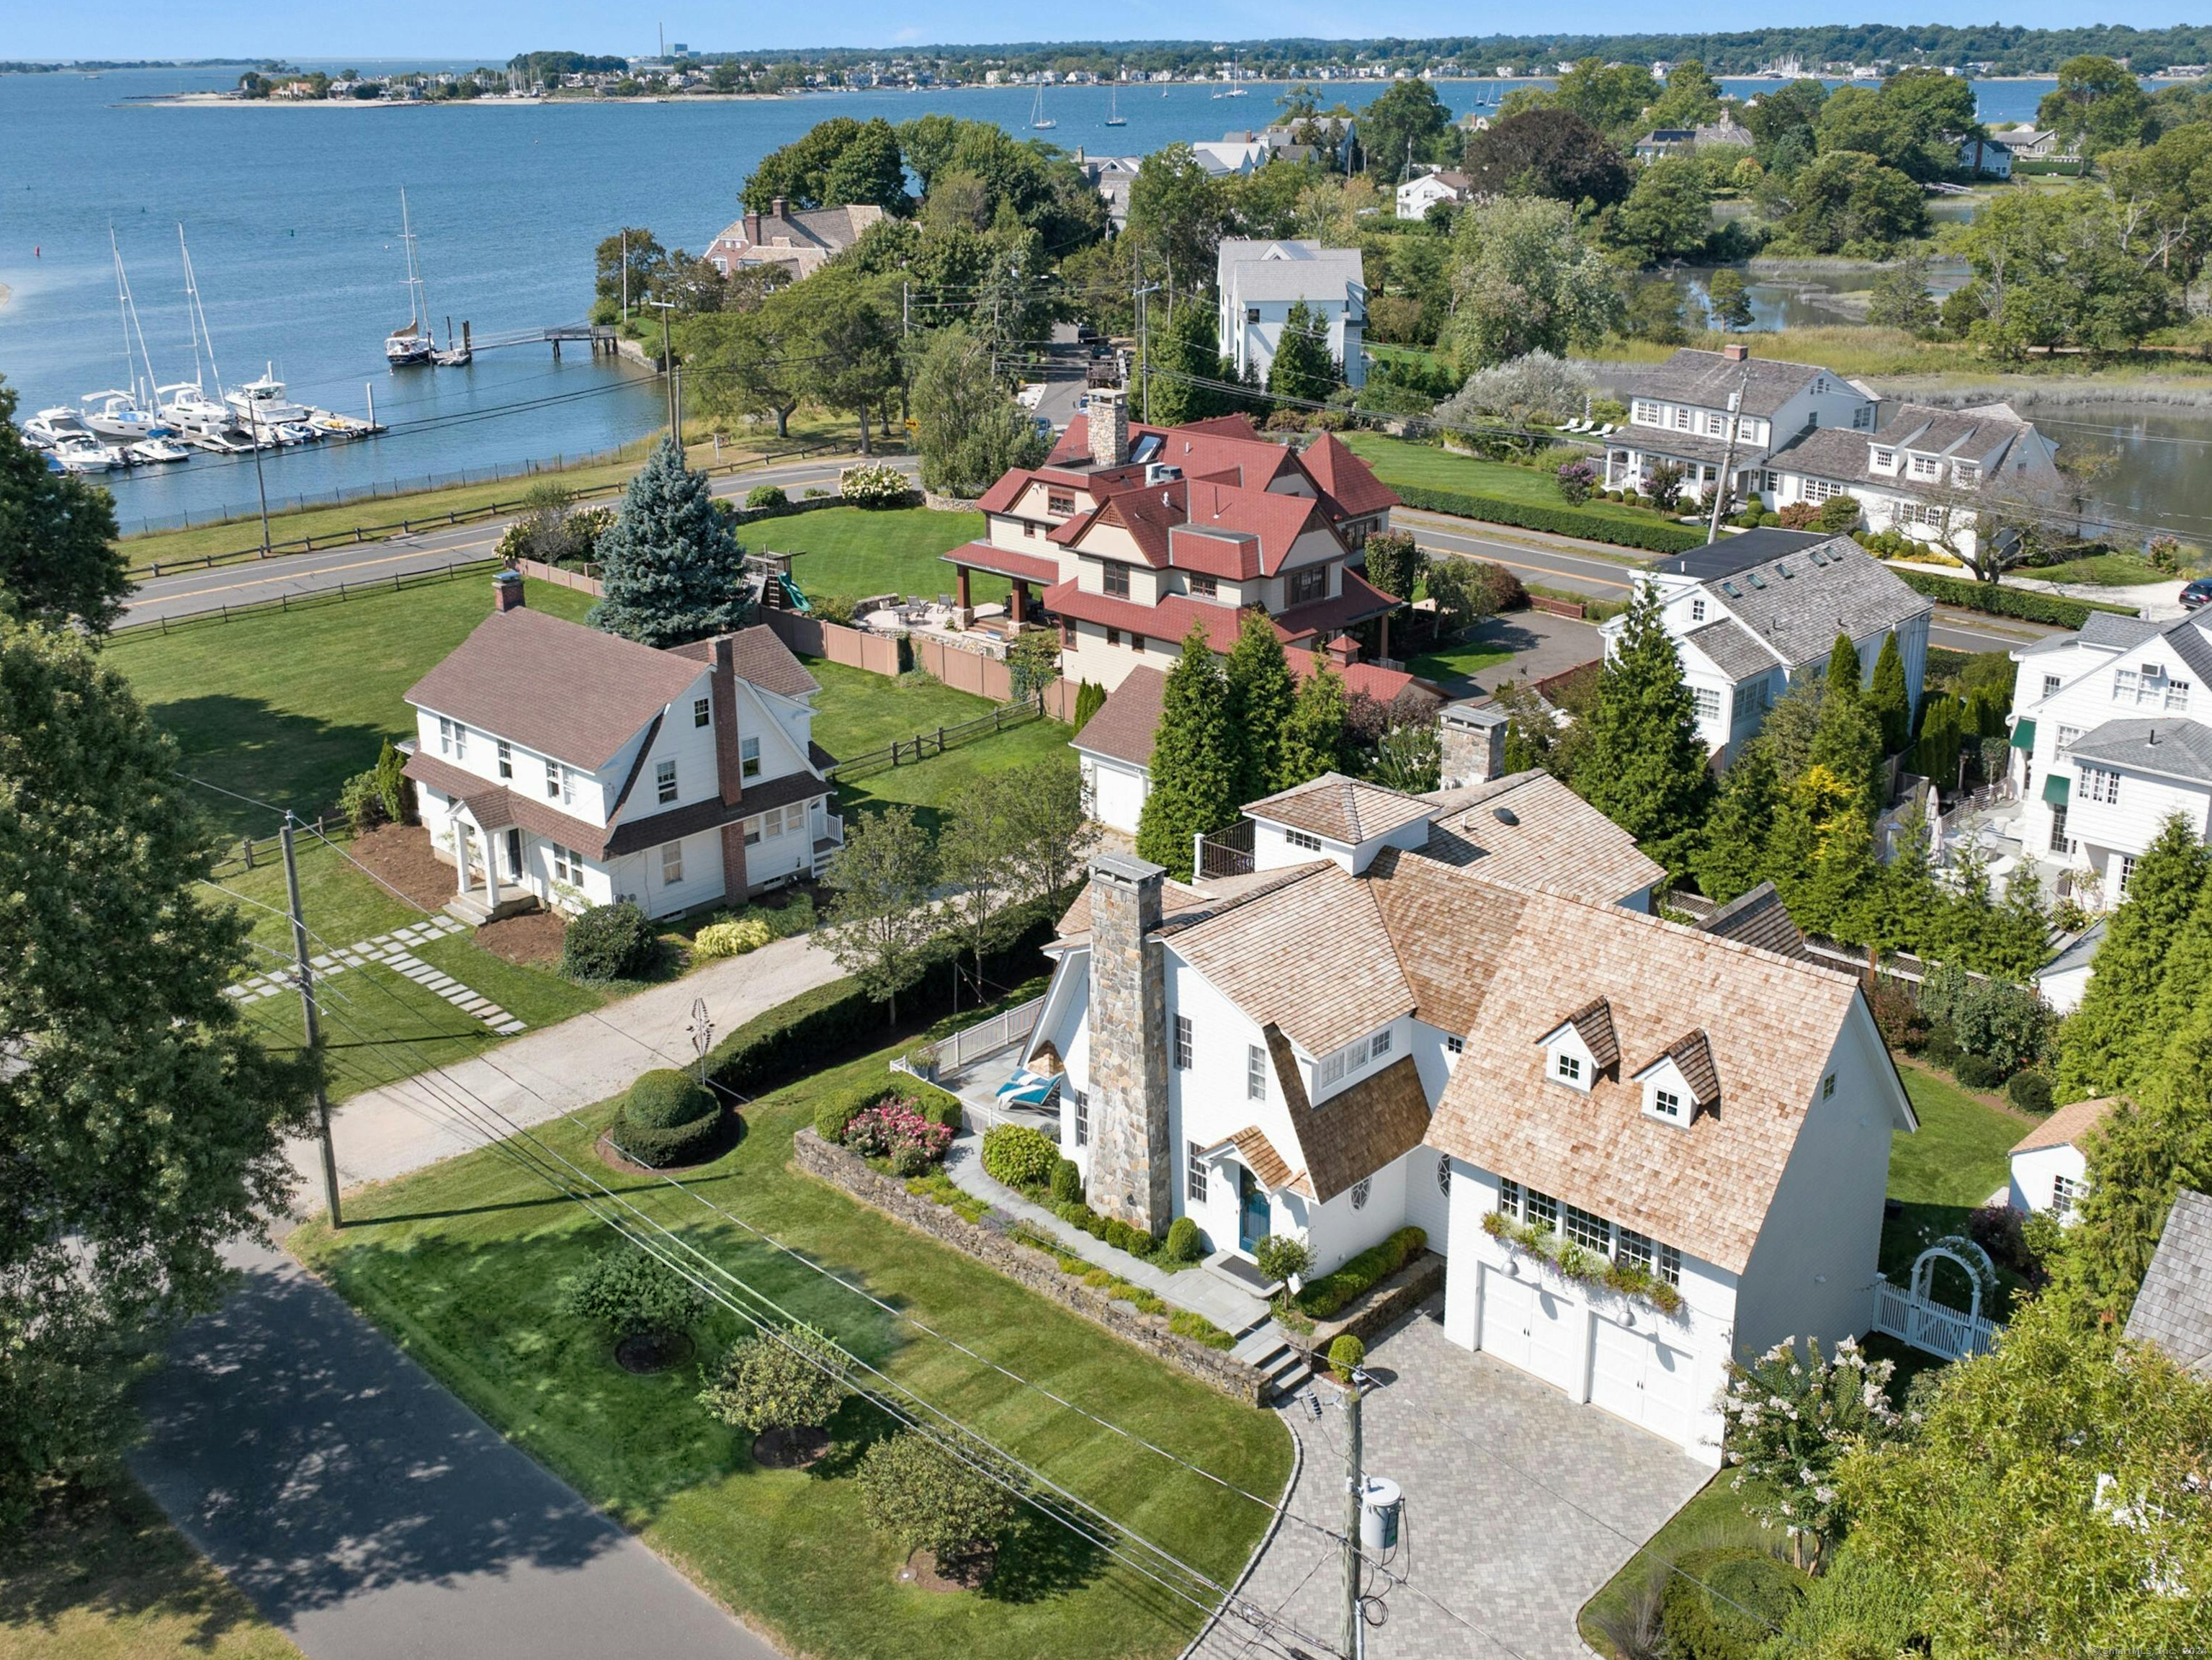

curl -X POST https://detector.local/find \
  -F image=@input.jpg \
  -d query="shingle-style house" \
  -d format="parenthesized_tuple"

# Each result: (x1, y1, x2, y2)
(2006, 611, 2212, 906)
(704, 197, 887, 280)
(1600, 528, 1933, 762)
(1023, 791, 1911, 1463)
(402, 574, 838, 923)
(2124, 1189, 2212, 1375)
(1217, 239, 1369, 390)
(2007, 1095, 2114, 1220)
(1395, 169, 1474, 219)
(945, 398, 1402, 694)
(1608, 345, 1877, 504)
(1633, 119, 1755, 160)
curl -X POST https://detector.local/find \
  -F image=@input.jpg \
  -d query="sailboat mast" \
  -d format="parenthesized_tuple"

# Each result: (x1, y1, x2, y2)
(110, 228, 161, 406)
(179, 224, 203, 390)
(179, 225, 224, 393)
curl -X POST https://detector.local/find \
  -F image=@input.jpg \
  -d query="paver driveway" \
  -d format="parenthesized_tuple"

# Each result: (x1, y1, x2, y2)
(1192, 1300, 1709, 1660)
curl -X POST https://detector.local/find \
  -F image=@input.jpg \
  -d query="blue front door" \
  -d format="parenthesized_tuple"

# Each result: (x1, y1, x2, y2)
(1239, 1166, 1270, 1252)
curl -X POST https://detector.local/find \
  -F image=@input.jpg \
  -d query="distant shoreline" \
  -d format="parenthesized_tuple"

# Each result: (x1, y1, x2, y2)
(122, 89, 794, 109)
(0, 283, 11, 311)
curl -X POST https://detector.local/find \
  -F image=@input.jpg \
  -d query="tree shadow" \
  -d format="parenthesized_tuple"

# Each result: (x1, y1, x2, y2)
(977, 1509, 1109, 1605)
(143, 694, 395, 839)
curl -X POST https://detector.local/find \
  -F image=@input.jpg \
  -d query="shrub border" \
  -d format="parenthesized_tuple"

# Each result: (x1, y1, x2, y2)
(1394, 483, 1708, 555)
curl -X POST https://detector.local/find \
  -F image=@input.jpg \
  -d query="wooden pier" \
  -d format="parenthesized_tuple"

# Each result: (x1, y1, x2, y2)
(467, 323, 621, 360)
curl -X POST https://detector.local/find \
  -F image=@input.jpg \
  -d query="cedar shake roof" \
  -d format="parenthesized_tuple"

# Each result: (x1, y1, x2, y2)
(1642, 1030, 1720, 1105)
(2123, 1189, 2212, 1375)
(1052, 862, 1319, 946)
(1667, 535, 1930, 673)
(2010, 1094, 2117, 1156)
(663, 624, 821, 702)
(406, 607, 705, 770)
(1553, 996, 1621, 1071)
(1416, 771, 1664, 902)
(1698, 883, 1812, 962)
(1266, 1027, 1433, 1204)
(1219, 1124, 1305, 1195)
(1246, 772, 1433, 844)
(1072, 665, 1168, 768)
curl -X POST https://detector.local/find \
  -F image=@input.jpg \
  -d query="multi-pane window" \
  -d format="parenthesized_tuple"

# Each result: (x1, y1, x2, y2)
(1446, 1033, 1464, 1056)
(1565, 1204, 1610, 1253)
(1351, 1177, 1371, 1210)
(1189, 574, 1219, 597)
(1105, 627, 1122, 648)
(661, 842, 684, 884)
(1673, 406, 1692, 430)
(1658, 1244, 1683, 1286)
(496, 739, 512, 780)
(1047, 491, 1076, 514)
(1956, 462, 1980, 485)
(1732, 681, 1765, 720)
(1703, 411, 1726, 437)
(1499, 1176, 1522, 1213)
(437, 715, 455, 755)
(1822, 1073, 1837, 1100)
(1555, 1052, 1582, 1084)
(2051, 1172, 2082, 1218)
(656, 759, 679, 804)
(2043, 674, 2062, 698)
(1247, 1044, 1267, 1101)
(740, 736, 761, 779)
(1910, 454, 1938, 478)
(2083, 765, 2121, 806)
(1187, 1141, 1209, 1203)
(2057, 724, 2083, 750)
(1072, 1089, 1088, 1147)
(1174, 1014, 1194, 1070)
(1102, 563, 1132, 598)
(1632, 398, 1661, 424)
(1525, 1189, 1559, 1233)
(2120, 853, 2139, 894)
(545, 759, 574, 804)
(1690, 598, 1706, 622)
(1285, 829, 1322, 852)
(2170, 679, 2193, 712)
(1872, 447, 1896, 470)
(1651, 1086, 1684, 1122)
(1286, 566, 1328, 607)
(2115, 669, 2140, 702)
(2049, 804, 2072, 854)
(1804, 478, 1845, 504)
(1691, 687, 1722, 723)
(743, 805, 789, 847)
(551, 842, 581, 883)
(1371, 1027, 1393, 1059)
(1317, 1028, 1389, 1090)
(1616, 1228, 1654, 1273)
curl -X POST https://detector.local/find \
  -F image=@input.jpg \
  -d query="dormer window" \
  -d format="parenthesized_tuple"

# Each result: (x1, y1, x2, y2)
(1633, 1031, 1716, 1125)
(1910, 454, 1939, 478)
(1871, 447, 1895, 470)
(1956, 462, 1979, 484)
(1650, 1086, 1684, 1123)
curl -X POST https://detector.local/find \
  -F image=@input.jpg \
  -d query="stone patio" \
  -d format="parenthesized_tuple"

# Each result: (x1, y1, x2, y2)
(1190, 1302, 1710, 1660)
(223, 914, 527, 1036)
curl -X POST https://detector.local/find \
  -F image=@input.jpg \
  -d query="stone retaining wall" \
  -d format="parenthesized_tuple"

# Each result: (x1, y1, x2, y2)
(1305, 1251, 1448, 1355)
(794, 1129, 1271, 1405)
(923, 491, 983, 513)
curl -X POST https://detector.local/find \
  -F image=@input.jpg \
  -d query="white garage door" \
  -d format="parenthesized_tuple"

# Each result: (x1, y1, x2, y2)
(1477, 1269, 1583, 1393)
(1085, 757, 1150, 835)
(1589, 1316, 1698, 1447)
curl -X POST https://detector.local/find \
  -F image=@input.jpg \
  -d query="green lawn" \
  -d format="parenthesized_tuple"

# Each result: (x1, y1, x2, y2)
(763, 507, 993, 610)
(808, 659, 1075, 833)
(290, 1039, 1289, 1660)
(1, 1482, 303, 1660)
(1405, 638, 1515, 697)
(109, 573, 599, 839)
(1338, 432, 1670, 540)
(2023, 550, 2171, 587)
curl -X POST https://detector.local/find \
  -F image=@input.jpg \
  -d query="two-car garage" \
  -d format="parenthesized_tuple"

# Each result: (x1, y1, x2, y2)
(1474, 1264, 1702, 1452)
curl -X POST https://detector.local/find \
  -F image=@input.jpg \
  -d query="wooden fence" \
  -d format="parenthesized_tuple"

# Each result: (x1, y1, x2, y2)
(514, 558, 606, 596)
(825, 692, 1047, 780)
(754, 607, 905, 676)
(113, 559, 502, 639)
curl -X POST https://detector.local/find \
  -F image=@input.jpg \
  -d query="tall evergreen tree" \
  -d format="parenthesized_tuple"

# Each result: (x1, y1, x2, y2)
(1276, 661, 1349, 790)
(1868, 800, 1943, 956)
(1982, 861, 2055, 980)
(1693, 738, 1778, 903)
(1826, 630, 1864, 702)
(1796, 801, 1881, 944)
(1917, 692, 1966, 795)
(2149, 875, 2212, 1038)
(592, 437, 751, 647)
(1571, 585, 1714, 878)
(1868, 633, 1912, 754)
(1810, 687, 1887, 820)
(1222, 608, 1295, 809)
(1266, 300, 1339, 406)
(1137, 625, 1240, 880)
(1142, 302, 1227, 427)
(2059, 815, 2212, 1097)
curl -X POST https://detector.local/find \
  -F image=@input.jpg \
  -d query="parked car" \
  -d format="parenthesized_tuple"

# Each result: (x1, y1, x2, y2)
(2182, 579, 2212, 611)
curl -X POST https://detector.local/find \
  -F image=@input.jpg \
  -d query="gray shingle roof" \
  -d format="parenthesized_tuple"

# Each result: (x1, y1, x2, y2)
(1624, 348, 1834, 419)
(2124, 1188, 2212, 1375)
(1217, 239, 1365, 303)
(2078, 612, 2165, 652)
(2067, 718, 2212, 785)
(1695, 537, 1931, 672)
(2160, 614, 2212, 686)
(1683, 617, 1781, 681)
(2038, 916, 2104, 978)
(1771, 402, 2034, 488)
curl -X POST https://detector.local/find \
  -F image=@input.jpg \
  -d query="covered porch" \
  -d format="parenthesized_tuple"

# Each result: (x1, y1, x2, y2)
(940, 539, 1062, 633)
(443, 793, 545, 927)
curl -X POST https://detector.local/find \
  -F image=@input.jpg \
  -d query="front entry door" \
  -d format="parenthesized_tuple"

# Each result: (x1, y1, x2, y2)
(1239, 1166, 1271, 1252)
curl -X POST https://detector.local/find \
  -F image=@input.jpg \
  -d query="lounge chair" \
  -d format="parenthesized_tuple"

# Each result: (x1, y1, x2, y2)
(1561, 417, 1590, 434)
(995, 1068, 1062, 1115)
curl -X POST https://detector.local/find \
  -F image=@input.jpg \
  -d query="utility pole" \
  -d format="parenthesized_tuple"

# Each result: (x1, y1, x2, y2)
(245, 399, 272, 557)
(280, 818, 341, 1227)
(621, 228, 629, 323)
(1705, 360, 1755, 545)
(1134, 280, 1160, 426)
(648, 298, 678, 445)
(1342, 1370, 1365, 1660)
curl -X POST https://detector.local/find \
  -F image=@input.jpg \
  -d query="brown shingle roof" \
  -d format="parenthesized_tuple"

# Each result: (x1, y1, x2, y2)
(664, 624, 821, 702)
(1642, 1030, 1719, 1105)
(1553, 996, 1621, 1072)
(1416, 771, 1665, 903)
(405, 751, 617, 857)
(1246, 772, 1433, 844)
(1698, 883, 1811, 963)
(1219, 1124, 1304, 1195)
(1268, 1027, 1433, 1204)
(2010, 1095, 2117, 1156)
(406, 607, 705, 770)
(1072, 665, 1168, 768)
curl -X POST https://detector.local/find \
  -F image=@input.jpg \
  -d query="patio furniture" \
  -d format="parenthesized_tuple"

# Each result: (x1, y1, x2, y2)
(995, 1068, 1062, 1115)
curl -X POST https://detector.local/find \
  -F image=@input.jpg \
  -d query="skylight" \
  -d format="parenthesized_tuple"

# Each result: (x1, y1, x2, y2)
(1776, 563, 1794, 579)
(1809, 548, 1830, 566)
(1745, 571, 1767, 589)
(1721, 581, 1742, 597)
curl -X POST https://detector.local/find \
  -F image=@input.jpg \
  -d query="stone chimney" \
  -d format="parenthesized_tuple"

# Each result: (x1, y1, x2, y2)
(706, 636, 748, 903)
(1721, 342, 1750, 363)
(1089, 387, 1129, 469)
(1084, 853, 1171, 1236)
(493, 569, 525, 612)
(1439, 700, 1510, 787)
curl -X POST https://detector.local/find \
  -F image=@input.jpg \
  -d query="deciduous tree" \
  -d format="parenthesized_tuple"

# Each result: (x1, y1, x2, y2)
(1358, 77, 1454, 180)
(820, 806, 940, 1023)
(1460, 108, 1631, 208)
(1446, 196, 1623, 371)
(910, 326, 1047, 497)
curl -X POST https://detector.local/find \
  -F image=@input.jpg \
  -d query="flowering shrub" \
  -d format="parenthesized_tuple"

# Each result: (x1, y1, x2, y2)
(1719, 1336, 1900, 1571)
(838, 463, 910, 509)
(1479, 1208, 1684, 1316)
(1555, 460, 1596, 507)
(843, 1099, 953, 1168)
(694, 918, 773, 958)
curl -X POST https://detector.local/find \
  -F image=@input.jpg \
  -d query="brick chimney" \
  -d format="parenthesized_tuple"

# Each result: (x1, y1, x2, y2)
(706, 636, 748, 903)
(1721, 342, 1750, 362)
(743, 207, 761, 247)
(1089, 387, 1129, 469)
(1438, 700, 1509, 787)
(493, 569, 525, 612)
(1085, 854, 1171, 1236)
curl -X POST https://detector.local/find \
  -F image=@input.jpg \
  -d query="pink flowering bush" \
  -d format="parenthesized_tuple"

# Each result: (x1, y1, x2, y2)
(843, 1099, 953, 1174)
(1719, 1335, 1901, 1572)
(1554, 460, 1597, 506)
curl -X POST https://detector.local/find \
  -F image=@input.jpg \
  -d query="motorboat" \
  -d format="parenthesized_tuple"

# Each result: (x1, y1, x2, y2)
(190, 424, 256, 455)
(51, 434, 123, 472)
(225, 367, 313, 433)
(156, 381, 236, 435)
(81, 388, 175, 443)
(127, 436, 192, 464)
(23, 406, 96, 448)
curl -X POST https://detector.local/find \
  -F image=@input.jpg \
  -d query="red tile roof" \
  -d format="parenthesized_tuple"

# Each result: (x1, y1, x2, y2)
(1273, 568, 1400, 639)
(1301, 432, 1401, 517)
(939, 540, 1063, 586)
(1181, 478, 1334, 574)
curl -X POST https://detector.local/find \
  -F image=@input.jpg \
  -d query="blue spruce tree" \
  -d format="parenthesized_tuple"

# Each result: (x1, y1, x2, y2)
(591, 437, 750, 647)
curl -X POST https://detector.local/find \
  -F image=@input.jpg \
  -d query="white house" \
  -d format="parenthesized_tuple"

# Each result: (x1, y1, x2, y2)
(1958, 135, 2014, 177)
(1608, 345, 1877, 505)
(401, 573, 839, 923)
(1189, 139, 1270, 176)
(1395, 168, 1473, 219)
(2007, 1095, 2113, 1220)
(1600, 528, 1933, 762)
(2006, 610, 2212, 906)
(1023, 782, 1908, 1465)
(2035, 916, 2104, 1013)
(1218, 239, 1369, 391)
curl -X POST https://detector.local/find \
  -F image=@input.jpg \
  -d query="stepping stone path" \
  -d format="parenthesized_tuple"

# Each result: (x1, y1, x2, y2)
(223, 914, 528, 1037)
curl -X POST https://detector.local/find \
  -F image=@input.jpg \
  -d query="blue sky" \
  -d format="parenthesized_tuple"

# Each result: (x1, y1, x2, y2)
(15, 1, 2204, 63)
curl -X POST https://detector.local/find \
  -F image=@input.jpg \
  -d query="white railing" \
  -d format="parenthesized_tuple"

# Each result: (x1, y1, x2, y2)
(931, 995, 1045, 1074)
(1871, 1277, 1999, 1360)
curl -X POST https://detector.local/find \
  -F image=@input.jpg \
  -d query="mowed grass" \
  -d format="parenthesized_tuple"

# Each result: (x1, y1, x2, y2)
(290, 1039, 1290, 1660)
(2025, 550, 2172, 587)
(1338, 432, 1671, 536)
(1, 1483, 303, 1660)
(758, 506, 994, 609)
(1405, 638, 1515, 697)
(108, 573, 599, 839)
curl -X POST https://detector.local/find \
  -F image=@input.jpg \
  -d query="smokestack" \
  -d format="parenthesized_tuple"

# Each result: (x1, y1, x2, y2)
(1089, 387, 1129, 469)
(493, 569, 525, 612)
(1084, 853, 1170, 1236)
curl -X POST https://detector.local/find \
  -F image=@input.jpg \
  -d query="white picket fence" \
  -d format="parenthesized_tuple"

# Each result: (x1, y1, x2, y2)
(929, 996, 1045, 1074)
(1871, 1277, 2000, 1360)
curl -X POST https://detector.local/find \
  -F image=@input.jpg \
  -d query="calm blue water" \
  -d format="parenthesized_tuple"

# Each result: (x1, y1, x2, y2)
(0, 63, 2131, 527)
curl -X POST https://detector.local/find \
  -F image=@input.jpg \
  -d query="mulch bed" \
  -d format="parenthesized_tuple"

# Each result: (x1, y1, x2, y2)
(477, 908, 566, 965)
(347, 823, 461, 913)
(752, 1426, 831, 1469)
(615, 1331, 694, 1375)
(897, 1545, 995, 1592)
(593, 1113, 742, 1175)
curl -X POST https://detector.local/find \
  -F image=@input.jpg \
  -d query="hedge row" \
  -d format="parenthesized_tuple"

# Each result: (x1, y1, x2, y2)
(1296, 1226, 1427, 1320)
(1394, 483, 1708, 555)
(1891, 568, 2138, 629)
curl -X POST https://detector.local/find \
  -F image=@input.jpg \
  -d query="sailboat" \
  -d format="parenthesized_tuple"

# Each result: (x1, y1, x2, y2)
(1029, 82, 1056, 130)
(158, 223, 253, 450)
(86, 230, 175, 444)
(385, 188, 435, 366)
(1224, 53, 1248, 97)
(1104, 83, 1127, 126)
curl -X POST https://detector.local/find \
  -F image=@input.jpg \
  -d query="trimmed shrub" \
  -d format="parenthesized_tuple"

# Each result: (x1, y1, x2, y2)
(1657, 1548, 1805, 1660)
(561, 901, 658, 982)
(2007, 1070, 2054, 1114)
(1920, 1022, 1961, 1071)
(1327, 1334, 1366, 1382)
(1296, 1227, 1426, 1319)
(814, 1078, 900, 1144)
(915, 1081, 964, 1131)
(1073, 680, 1108, 731)
(856, 1430, 1020, 1568)
(838, 463, 911, 508)
(1954, 1053, 2002, 1090)
(560, 1248, 705, 1342)
(1050, 1158, 1083, 1204)
(698, 1324, 848, 1434)
(1103, 1218, 1140, 1254)
(614, 1067, 720, 1166)
(1254, 1234, 1313, 1288)
(980, 1123, 1059, 1190)
(1164, 1215, 1203, 1262)
(1391, 483, 1706, 555)
(1169, 1309, 1235, 1350)
(1889, 568, 2137, 630)
(744, 483, 789, 511)
(694, 917, 773, 958)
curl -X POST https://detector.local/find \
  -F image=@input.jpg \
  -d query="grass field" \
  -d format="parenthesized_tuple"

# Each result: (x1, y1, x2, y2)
(290, 1038, 1290, 1660)
(1338, 432, 1671, 540)
(758, 507, 993, 609)
(2025, 550, 2172, 587)
(1405, 638, 1516, 696)
(1, 1483, 302, 1660)
(1882, 1063, 2026, 1285)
